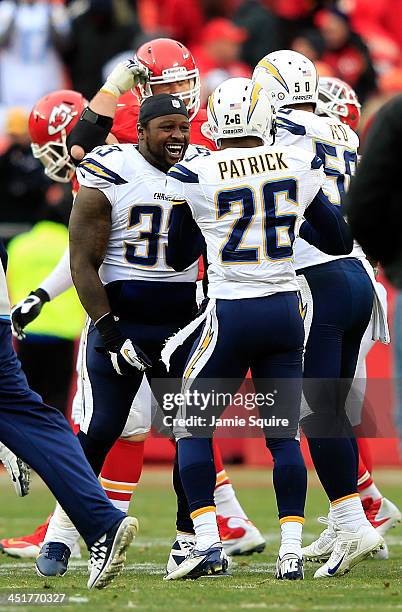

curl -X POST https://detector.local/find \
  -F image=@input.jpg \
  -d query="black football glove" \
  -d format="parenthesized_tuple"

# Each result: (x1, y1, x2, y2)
(94, 312, 152, 375)
(11, 288, 50, 340)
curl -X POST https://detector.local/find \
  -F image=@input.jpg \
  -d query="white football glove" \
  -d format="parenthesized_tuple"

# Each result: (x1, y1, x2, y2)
(0, 443, 30, 497)
(109, 339, 152, 375)
(11, 289, 49, 340)
(101, 59, 149, 97)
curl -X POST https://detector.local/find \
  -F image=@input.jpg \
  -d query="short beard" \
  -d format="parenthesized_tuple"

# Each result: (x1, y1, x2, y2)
(142, 143, 171, 173)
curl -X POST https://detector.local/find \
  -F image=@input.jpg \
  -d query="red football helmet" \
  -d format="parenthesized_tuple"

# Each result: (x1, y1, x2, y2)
(29, 90, 87, 183)
(316, 77, 361, 131)
(135, 38, 200, 120)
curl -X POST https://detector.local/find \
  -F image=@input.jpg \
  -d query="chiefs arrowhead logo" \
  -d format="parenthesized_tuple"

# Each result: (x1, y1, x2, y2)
(48, 103, 77, 136)
(200, 120, 214, 142)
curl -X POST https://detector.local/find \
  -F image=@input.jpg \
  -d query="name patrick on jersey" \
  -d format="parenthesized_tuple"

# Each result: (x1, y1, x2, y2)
(218, 151, 288, 180)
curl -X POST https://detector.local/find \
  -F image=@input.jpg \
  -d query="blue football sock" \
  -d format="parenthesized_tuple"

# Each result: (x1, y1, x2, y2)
(177, 437, 215, 514)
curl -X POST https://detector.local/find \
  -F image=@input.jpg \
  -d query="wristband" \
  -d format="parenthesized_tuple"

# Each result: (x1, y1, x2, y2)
(31, 288, 50, 303)
(101, 82, 121, 98)
(94, 312, 124, 352)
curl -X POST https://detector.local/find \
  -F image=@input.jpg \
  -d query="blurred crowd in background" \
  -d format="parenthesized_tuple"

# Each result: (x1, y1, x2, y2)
(0, 0, 401, 447)
(2, 0, 402, 240)
(2, 0, 402, 239)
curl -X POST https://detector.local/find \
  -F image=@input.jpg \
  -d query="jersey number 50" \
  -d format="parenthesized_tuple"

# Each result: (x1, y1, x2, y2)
(216, 178, 297, 264)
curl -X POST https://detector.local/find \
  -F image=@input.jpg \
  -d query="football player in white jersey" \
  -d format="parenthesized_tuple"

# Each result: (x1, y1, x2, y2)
(42, 93, 242, 582)
(162, 77, 354, 581)
(5, 44, 265, 565)
(253, 51, 385, 577)
(316, 77, 401, 556)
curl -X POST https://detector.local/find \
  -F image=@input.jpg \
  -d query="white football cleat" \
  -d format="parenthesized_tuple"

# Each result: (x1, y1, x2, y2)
(302, 515, 336, 562)
(164, 543, 229, 581)
(314, 524, 384, 578)
(87, 516, 138, 589)
(276, 552, 304, 580)
(217, 516, 266, 556)
(362, 496, 402, 537)
(166, 536, 196, 574)
(373, 541, 389, 560)
(0, 443, 30, 497)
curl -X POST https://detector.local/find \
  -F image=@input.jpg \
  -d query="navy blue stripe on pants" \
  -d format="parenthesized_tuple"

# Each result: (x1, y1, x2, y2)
(0, 321, 123, 547)
(298, 258, 374, 501)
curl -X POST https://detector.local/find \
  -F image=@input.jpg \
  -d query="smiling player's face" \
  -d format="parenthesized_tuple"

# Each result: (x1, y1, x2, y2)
(138, 114, 190, 172)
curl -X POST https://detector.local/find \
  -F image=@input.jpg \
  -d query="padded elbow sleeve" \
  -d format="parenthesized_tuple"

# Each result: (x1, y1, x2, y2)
(67, 111, 113, 163)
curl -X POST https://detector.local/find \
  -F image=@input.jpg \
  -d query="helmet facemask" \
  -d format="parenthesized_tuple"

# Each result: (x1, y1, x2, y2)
(316, 78, 361, 130)
(31, 131, 75, 183)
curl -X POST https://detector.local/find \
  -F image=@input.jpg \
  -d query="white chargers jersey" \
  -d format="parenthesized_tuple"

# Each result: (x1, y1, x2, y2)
(276, 109, 365, 270)
(76, 144, 198, 285)
(166, 144, 325, 299)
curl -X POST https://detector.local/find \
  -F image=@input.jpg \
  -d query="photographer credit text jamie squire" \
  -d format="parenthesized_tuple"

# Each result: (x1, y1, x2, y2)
(161, 389, 289, 430)
(162, 414, 290, 429)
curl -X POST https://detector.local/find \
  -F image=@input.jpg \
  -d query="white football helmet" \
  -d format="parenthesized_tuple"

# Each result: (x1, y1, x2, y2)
(207, 77, 274, 145)
(253, 50, 318, 110)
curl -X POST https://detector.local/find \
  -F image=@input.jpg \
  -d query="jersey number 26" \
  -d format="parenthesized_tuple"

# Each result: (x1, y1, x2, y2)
(216, 178, 297, 264)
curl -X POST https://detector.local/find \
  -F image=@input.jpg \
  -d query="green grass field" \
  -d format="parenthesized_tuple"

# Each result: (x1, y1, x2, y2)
(0, 468, 401, 611)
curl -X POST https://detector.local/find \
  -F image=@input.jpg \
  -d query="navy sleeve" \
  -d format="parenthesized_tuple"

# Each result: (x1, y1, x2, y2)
(300, 189, 353, 255)
(166, 203, 206, 272)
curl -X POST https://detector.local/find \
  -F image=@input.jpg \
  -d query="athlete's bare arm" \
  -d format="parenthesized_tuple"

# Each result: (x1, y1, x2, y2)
(69, 186, 112, 323)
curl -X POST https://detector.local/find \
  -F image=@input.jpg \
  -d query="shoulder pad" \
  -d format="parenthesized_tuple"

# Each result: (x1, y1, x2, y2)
(306, 115, 359, 149)
(276, 110, 307, 136)
(167, 160, 200, 184)
(283, 144, 323, 170)
(77, 144, 129, 189)
(183, 144, 212, 163)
